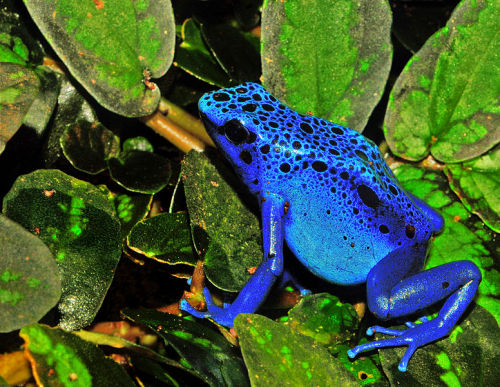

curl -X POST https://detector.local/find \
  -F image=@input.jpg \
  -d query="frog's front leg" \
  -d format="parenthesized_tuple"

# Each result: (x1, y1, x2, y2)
(348, 245, 481, 372)
(180, 194, 285, 327)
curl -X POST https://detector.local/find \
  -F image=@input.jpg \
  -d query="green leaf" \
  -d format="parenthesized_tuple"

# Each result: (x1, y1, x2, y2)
(201, 23, 261, 84)
(444, 146, 500, 232)
(261, 0, 392, 132)
(0, 215, 61, 333)
(378, 306, 500, 384)
(336, 342, 387, 386)
(20, 324, 135, 387)
(122, 136, 154, 153)
(384, 0, 500, 162)
(284, 293, 359, 347)
(23, 67, 61, 134)
(181, 151, 262, 292)
(3, 169, 122, 330)
(235, 314, 359, 386)
(107, 150, 171, 194)
(127, 212, 196, 265)
(105, 189, 152, 240)
(0, 62, 40, 153)
(123, 308, 250, 387)
(60, 121, 120, 175)
(174, 19, 230, 88)
(394, 164, 500, 324)
(23, 0, 176, 117)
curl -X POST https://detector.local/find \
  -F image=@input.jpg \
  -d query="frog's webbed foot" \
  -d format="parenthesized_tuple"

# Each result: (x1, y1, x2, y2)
(347, 317, 433, 372)
(180, 288, 238, 327)
(350, 252, 481, 372)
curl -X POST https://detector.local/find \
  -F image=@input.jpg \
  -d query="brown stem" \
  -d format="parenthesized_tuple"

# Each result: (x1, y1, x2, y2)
(140, 110, 206, 153)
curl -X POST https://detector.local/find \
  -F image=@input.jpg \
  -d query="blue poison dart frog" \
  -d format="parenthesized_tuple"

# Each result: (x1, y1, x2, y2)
(180, 82, 481, 372)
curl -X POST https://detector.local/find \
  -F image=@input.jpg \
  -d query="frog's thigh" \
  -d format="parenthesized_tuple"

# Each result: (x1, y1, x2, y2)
(367, 244, 481, 321)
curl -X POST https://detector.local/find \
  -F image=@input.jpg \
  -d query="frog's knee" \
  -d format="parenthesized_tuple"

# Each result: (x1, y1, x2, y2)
(367, 294, 391, 320)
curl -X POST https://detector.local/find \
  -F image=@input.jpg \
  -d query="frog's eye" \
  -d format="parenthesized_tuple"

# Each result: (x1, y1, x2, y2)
(221, 119, 249, 145)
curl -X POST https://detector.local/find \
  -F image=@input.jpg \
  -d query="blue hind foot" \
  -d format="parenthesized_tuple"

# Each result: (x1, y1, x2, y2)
(180, 287, 237, 327)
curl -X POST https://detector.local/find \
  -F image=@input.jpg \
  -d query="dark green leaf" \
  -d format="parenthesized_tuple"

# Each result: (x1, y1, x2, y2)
(23, 0, 176, 117)
(378, 306, 500, 384)
(0, 62, 40, 153)
(60, 121, 120, 175)
(3, 169, 122, 330)
(201, 23, 261, 84)
(261, 0, 392, 132)
(384, 0, 500, 162)
(123, 308, 250, 387)
(181, 151, 262, 292)
(127, 212, 196, 265)
(43, 76, 101, 167)
(0, 215, 61, 333)
(174, 19, 230, 87)
(23, 67, 61, 134)
(444, 145, 500, 232)
(20, 324, 135, 387)
(235, 314, 359, 386)
(107, 150, 171, 194)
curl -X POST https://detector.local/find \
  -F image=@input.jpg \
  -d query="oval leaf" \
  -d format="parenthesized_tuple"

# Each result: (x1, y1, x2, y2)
(0, 62, 40, 153)
(107, 150, 171, 194)
(23, 0, 176, 117)
(123, 308, 249, 387)
(20, 324, 135, 387)
(3, 169, 121, 330)
(444, 145, 500, 232)
(0, 215, 61, 333)
(181, 151, 262, 292)
(384, 0, 500, 162)
(174, 19, 231, 88)
(235, 314, 359, 386)
(60, 121, 120, 175)
(261, 0, 392, 132)
(127, 212, 196, 265)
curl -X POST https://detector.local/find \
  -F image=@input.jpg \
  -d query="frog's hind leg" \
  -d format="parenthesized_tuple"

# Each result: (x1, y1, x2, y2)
(181, 194, 285, 327)
(348, 245, 481, 372)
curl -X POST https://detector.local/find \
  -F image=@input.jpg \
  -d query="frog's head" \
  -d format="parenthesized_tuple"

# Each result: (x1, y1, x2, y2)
(198, 82, 275, 189)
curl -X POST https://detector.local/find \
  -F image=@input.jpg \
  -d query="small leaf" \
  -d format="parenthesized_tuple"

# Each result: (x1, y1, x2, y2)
(123, 136, 154, 153)
(384, 0, 500, 162)
(284, 293, 359, 347)
(444, 146, 500, 232)
(23, 0, 176, 117)
(181, 151, 262, 292)
(261, 0, 392, 132)
(0, 62, 40, 153)
(235, 314, 359, 386)
(60, 121, 120, 175)
(3, 169, 122, 330)
(23, 67, 61, 134)
(174, 19, 230, 87)
(105, 189, 152, 240)
(0, 215, 61, 333)
(20, 324, 135, 387)
(378, 306, 500, 384)
(123, 308, 250, 387)
(201, 23, 261, 84)
(128, 212, 196, 265)
(107, 150, 171, 194)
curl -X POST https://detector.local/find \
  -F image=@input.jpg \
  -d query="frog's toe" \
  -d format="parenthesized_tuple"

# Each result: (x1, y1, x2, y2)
(405, 316, 430, 328)
(366, 326, 405, 336)
(180, 298, 210, 319)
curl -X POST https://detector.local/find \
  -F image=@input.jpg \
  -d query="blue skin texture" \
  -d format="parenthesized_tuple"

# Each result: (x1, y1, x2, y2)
(180, 82, 482, 372)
